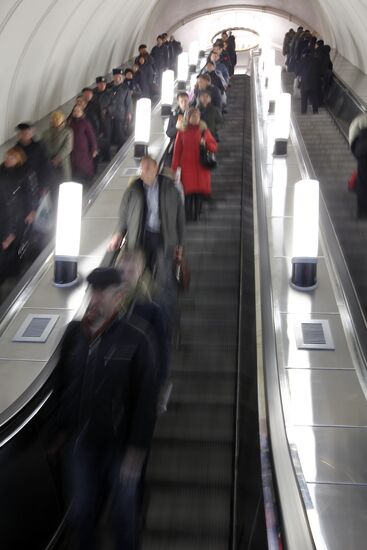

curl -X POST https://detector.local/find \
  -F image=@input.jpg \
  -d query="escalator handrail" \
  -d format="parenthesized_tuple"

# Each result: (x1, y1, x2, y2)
(251, 54, 316, 550)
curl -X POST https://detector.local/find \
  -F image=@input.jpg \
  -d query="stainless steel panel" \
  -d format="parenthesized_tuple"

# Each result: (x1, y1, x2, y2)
(280, 313, 354, 369)
(79, 217, 118, 256)
(307, 483, 367, 550)
(108, 175, 134, 190)
(293, 426, 367, 484)
(271, 258, 338, 314)
(0, 360, 46, 416)
(24, 255, 99, 310)
(286, 369, 367, 426)
(269, 218, 323, 258)
(0, 308, 74, 362)
(84, 189, 123, 219)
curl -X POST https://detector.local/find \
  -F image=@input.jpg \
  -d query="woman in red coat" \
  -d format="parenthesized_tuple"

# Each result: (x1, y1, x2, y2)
(69, 104, 98, 186)
(171, 107, 217, 221)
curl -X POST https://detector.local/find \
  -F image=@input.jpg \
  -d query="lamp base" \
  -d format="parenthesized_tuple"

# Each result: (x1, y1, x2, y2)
(177, 80, 187, 91)
(273, 139, 288, 157)
(189, 64, 197, 73)
(268, 100, 276, 115)
(290, 258, 318, 291)
(161, 104, 172, 117)
(54, 260, 78, 287)
(134, 143, 148, 159)
(199, 50, 205, 59)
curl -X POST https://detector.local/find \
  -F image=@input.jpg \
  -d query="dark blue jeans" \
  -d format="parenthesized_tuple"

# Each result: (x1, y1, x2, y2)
(68, 444, 139, 550)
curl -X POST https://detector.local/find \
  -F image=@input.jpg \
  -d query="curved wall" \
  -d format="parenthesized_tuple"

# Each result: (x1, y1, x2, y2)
(0, 0, 365, 145)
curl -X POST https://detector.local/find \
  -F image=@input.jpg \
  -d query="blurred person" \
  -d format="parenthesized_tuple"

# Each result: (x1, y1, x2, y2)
(109, 68, 133, 149)
(81, 87, 102, 137)
(166, 91, 189, 141)
(283, 28, 296, 67)
(124, 68, 142, 101)
(0, 147, 38, 283)
(94, 76, 112, 161)
(298, 50, 321, 114)
(169, 35, 182, 71)
(116, 251, 169, 390)
(349, 112, 367, 217)
(171, 107, 218, 221)
(137, 56, 155, 98)
(51, 266, 158, 550)
(42, 111, 73, 186)
(150, 35, 166, 74)
(210, 51, 229, 85)
(197, 90, 223, 141)
(16, 121, 54, 195)
(134, 44, 156, 69)
(108, 156, 185, 340)
(69, 104, 98, 185)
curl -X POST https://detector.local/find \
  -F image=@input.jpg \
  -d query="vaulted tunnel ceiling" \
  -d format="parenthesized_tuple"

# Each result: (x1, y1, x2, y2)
(0, 0, 365, 144)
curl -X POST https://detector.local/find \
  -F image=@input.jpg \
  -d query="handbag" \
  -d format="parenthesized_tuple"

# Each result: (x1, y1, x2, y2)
(173, 253, 190, 291)
(199, 131, 217, 170)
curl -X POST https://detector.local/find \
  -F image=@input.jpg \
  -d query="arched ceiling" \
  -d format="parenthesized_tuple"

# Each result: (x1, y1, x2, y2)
(0, 0, 365, 144)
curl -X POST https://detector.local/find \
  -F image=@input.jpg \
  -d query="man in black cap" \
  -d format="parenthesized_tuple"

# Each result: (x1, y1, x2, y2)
(52, 266, 158, 550)
(94, 77, 112, 161)
(16, 122, 54, 196)
(108, 68, 133, 149)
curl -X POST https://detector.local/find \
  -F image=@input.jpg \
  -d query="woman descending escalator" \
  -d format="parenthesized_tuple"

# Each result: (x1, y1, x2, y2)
(171, 107, 218, 221)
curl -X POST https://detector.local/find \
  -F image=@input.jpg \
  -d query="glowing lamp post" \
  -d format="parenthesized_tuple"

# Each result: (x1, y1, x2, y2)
(291, 179, 319, 291)
(189, 40, 199, 72)
(54, 182, 83, 287)
(134, 98, 151, 158)
(161, 69, 174, 117)
(177, 52, 189, 90)
(268, 65, 281, 114)
(273, 93, 291, 156)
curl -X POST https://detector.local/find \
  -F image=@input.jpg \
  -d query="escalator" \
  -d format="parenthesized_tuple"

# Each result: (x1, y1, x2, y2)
(142, 74, 265, 549)
(283, 71, 367, 315)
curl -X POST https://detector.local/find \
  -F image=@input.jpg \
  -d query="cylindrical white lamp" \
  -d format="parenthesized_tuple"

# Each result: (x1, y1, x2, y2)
(134, 98, 151, 158)
(291, 179, 319, 291)
(177, 52, 189, 90)
(273, 93, 291, 156)
(54, 182, 83, 287)
(268, 65, 281, 114)
(189, 40, 199, 72)
(161, 69, 174, 117)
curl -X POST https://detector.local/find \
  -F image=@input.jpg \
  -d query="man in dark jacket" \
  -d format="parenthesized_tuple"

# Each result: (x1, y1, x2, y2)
(150, 35, 167, 74)
(108, 68, 133, 148)
(108, 156, 185, 344)
(166, 91, 189, 141)
(137, 56, 155, 98)
(52, 266, 158, 550)
(198, 90, 223, 141)
(16, 122, 54, 194)
(94, 76, 112, 161)
(192, 73, 222, 111)
(299, 51, 321, 114)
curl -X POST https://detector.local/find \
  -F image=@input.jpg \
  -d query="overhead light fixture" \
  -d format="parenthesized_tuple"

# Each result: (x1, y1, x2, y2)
(291, 179, 319, 291)
(54, 182, 83, 287)
(161, 69, 174, 117)
(273, 92, 291, 156)
(177, 52, 189, 90)
(134, 98, 151, 158)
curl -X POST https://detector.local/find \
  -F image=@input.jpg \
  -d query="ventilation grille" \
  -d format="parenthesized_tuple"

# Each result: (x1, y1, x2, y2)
(122, 167, 138, 176)
(294, 319, 335, 350)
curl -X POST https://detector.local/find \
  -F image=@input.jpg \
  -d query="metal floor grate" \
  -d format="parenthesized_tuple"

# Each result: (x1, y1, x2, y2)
(294, 319, 335, 350)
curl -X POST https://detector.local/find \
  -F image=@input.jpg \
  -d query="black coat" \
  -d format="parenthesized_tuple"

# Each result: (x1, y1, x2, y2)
(85, 98, 103, 137)
(299, 54, 321, 91)
(150, 45, 167, 72)
(54, 315, 158, 451)
(138, 63, 155, 98)
(16, 139, 54, 192)
(0, 164, 38, 241)
(108, 82, 133, 121)
(166, 107, 185, 140)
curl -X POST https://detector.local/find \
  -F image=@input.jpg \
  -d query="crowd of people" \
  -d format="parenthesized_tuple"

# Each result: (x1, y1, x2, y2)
(283, 26, 333, 114)
(0, 34, 184, 287)
(46, 29, 237, 550)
